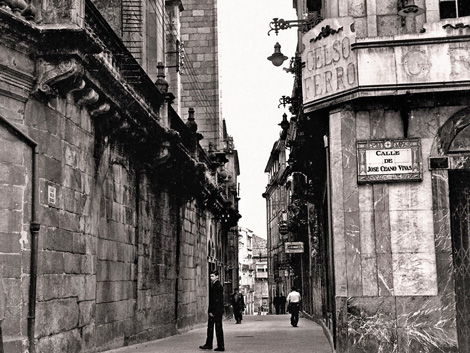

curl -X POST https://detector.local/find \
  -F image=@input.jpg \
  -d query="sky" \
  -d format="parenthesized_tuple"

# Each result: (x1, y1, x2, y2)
(218, 1, 297, 238)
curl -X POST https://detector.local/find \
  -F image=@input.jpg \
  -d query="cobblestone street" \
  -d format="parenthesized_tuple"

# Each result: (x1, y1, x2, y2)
(104, 314, 333, 353)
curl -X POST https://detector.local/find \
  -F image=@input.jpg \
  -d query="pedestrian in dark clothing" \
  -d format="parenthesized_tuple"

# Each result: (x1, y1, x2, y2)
(273, 295, 280, 314)
(231, 288, 245, 323)
(279, 294, 286, 314)
(200, 271, 225, 351)
(286, 287, 301, 327)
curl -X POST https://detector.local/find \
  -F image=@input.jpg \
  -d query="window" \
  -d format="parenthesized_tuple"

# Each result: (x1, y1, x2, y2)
(307, 0, 322, 12)
(448, 123, 470, 153)
(440, 0, 470, 19)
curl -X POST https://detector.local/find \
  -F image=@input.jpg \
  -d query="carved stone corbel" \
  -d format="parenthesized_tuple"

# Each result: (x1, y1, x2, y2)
(66, 79, 86, 102)
(76, 88, 99, 107)
(33, 56, 84, 96)
(90, 102, 111, 117)
(155, 140, 172, 165)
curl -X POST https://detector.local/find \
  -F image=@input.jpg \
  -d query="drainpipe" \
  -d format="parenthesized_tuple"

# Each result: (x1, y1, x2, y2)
(28, 147, 40, 353)
(174, 199, 182, 329)
(133, 169, 141, 342)
(324, 135, 336, 349)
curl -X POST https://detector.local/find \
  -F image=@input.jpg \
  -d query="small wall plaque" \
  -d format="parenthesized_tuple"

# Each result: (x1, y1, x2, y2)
(429, 157, 449, 169)
(48, 185, 57, 204)
(357, 138, 422, 184)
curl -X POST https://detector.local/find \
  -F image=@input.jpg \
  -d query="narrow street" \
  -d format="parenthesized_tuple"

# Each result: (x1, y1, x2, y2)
(104, 315, 333, 353)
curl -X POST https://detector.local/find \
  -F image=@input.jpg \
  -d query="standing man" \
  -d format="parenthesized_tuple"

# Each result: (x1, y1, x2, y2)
(273, 295, 280, 315)
(200, 271, 225, 351)
(279, 293, 286, 314)
(231, 288, 245, 324)
(286, 286, 301, 327)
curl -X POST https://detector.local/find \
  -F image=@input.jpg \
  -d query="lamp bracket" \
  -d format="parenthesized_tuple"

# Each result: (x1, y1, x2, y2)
(283, 55, 303, 74)
(278, 95, 293, 108)
(268, 14, 323, 36)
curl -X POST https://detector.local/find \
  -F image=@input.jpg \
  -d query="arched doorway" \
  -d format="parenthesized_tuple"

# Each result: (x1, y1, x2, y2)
(437, 107, 470, 352)
(449, 170, 470, 352)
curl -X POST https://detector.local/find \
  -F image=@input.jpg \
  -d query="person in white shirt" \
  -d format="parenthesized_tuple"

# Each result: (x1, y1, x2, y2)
(286, 287, 301, 327)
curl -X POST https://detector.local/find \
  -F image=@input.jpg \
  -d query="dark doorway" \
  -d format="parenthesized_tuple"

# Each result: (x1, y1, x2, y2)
(449, 170, 470, 352)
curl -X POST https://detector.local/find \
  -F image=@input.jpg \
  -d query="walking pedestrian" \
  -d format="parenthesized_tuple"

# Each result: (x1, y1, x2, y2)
(231, 288, 245, 324)
(279, 294, 286, 314)
(286, 286, 301, 327)
(199, 271, 225, 351)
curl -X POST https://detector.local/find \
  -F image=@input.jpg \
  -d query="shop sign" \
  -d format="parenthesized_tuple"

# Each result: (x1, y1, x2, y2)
(302, 17, 357, 105)
(356, 138, 422, 184)
(285, 242, 304, 253)
(277, 261, 291, 271)
(279, 221, 289, 235)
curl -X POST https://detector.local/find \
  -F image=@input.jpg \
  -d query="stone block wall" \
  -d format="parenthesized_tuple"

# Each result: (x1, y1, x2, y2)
(0, 79, 213, 353)
(329, 103, 460, 352)
(177, 202, 208, 329)
(180, 0, 222, 150)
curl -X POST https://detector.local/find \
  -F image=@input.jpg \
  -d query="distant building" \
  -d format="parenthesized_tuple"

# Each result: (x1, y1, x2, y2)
(252, 235, 269, 315)
(238, 228, 269, 315)
(266, 0, 470, 352)
(263, 138, 293, 314)
(238, 228, 255, 315)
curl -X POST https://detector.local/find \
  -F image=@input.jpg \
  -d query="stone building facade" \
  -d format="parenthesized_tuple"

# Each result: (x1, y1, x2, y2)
(252, 235, 268, 315)
(237, 227, 254, 315)
(179, 0, 222, 150)
(0, 0, 239, 352)
(268, 0, 470, 352)
(237, 228, 269, 315)
(263, 137, 294, 311)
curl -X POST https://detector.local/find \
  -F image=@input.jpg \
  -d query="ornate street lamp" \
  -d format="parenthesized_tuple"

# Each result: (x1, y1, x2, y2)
(398, 0, 424, 16)
(278, 113, 290, 131)
(267, 42, 288, 67)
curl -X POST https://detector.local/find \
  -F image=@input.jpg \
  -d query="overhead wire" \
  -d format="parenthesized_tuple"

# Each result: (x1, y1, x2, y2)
(144, 0, 217, 117)
(117, 0, 221, 138)
(156, 2, 218, 120)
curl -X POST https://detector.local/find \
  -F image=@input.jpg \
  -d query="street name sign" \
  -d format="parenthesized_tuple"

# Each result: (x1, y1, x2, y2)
(356, 138, 422, 184)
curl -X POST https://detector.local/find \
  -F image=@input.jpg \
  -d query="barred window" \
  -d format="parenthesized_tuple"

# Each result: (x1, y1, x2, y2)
(440, 0, 470, 19)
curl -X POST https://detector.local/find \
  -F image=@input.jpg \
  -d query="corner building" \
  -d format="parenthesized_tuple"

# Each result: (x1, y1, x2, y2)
(282, 0, 470, 352)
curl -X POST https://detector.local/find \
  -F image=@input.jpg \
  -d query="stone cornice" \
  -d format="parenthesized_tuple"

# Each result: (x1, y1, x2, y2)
(0, 2, 235, 216)
(351, 34, 470, 50)
(0, 63, 34, 101)
(303, 81, 470, 113)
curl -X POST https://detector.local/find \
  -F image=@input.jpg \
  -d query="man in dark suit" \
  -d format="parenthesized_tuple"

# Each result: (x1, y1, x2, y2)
(279, 294, 286, 314)
(199, 270, 225, 351)
(273, 295, 280, 314)
(231, 288, 245, 323)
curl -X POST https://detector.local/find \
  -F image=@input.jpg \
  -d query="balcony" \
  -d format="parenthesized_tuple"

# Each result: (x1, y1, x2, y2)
(301, 16, 470, 112)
